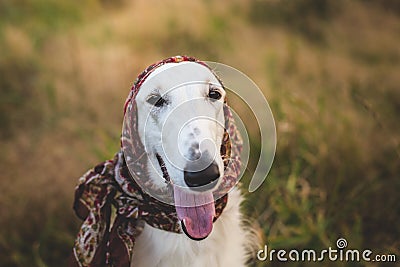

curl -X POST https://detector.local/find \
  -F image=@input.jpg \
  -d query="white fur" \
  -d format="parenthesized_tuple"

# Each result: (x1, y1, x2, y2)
(135, 62, 226, 189)
(131, 188, 251, 267)
(130, 62, 255, 266)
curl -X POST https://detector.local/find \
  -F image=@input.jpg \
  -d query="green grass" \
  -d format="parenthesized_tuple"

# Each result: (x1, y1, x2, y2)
(0, 1, 399, 266)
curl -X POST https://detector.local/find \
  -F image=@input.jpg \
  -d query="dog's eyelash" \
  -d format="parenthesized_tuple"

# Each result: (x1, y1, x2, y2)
(146, 94, 166, 107)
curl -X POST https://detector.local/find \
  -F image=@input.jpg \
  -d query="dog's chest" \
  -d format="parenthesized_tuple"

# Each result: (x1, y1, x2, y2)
(130, 190, 249, 267)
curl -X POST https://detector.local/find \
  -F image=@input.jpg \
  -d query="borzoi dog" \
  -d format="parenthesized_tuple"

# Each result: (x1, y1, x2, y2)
(70, 56, 255, 267)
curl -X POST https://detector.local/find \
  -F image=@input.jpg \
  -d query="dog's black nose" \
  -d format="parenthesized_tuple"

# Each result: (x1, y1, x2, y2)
(184, 161, 220, 190)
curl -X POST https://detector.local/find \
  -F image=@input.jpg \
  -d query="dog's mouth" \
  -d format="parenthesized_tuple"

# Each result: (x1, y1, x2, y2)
(156, 153, 216, 241)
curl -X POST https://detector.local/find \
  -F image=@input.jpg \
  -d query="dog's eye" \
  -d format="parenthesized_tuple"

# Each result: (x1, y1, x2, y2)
(208, 89, 222, 101)
(146, 94, 166, 107)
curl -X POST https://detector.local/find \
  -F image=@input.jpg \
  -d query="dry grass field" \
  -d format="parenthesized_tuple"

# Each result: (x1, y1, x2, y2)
(0, 0, 399, 266)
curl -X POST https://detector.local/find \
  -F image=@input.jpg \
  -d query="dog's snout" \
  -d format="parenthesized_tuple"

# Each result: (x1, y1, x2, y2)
(184, 161, 220, 190)
(188, 142, 200, 160)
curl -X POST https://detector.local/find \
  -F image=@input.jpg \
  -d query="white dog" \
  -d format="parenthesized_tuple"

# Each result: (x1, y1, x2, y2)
(70, 57, 256, 267)
(130, 61, 254, 267)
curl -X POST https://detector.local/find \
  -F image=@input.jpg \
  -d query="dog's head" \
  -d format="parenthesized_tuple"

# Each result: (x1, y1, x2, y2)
(136, 61, 226, 188)
(123, 57, 240, 241)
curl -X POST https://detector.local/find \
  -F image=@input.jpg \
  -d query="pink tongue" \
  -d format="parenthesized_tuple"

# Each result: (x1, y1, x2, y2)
(173, 185, 215, 240)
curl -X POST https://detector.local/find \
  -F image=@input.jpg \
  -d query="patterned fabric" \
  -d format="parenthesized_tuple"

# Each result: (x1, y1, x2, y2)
(69, 56, 243, 267)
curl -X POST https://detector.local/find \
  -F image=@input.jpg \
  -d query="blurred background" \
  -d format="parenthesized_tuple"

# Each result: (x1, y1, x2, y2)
(0, 0, 399, 266)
